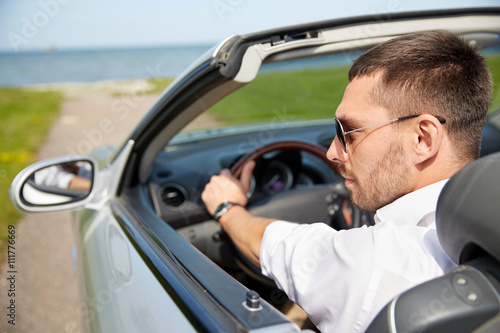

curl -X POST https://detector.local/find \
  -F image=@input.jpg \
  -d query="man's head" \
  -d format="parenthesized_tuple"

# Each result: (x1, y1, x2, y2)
(349, 30, 492, 161)
(327, 31, 493, 212)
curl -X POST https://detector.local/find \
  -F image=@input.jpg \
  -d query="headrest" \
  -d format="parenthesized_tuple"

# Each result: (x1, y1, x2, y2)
(437, 152, 500, 264)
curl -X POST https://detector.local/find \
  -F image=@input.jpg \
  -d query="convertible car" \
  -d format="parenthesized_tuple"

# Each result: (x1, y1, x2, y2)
(10, 7, 500, 332)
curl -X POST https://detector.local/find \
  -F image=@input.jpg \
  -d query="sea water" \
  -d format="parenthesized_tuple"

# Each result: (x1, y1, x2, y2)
(0, 45, 213, 87)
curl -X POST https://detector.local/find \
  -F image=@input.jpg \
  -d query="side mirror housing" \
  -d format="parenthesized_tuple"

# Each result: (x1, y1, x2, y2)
(9, 155, 98, 213)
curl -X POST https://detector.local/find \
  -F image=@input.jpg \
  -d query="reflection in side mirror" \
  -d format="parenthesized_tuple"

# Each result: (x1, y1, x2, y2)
(24, 161, 93, 205)
(10, 156, 97, 213)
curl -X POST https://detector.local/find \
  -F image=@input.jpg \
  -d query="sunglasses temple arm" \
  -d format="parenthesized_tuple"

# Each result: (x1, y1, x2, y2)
(344, 118, 402, 135)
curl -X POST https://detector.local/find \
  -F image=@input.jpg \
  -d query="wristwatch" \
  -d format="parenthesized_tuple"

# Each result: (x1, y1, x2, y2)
(213, 201, 242, 221)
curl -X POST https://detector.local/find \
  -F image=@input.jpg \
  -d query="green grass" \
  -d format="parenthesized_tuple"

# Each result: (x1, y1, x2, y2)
(0, 88, 62, 252)
(487, 54, 500, 113)
(207, 66, 350, 125)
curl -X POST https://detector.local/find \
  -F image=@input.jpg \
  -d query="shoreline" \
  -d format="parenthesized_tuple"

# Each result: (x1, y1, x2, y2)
(15, 77, 175, 95)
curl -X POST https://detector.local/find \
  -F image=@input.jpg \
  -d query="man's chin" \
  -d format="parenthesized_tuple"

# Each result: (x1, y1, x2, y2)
(350, 192, 379, 213)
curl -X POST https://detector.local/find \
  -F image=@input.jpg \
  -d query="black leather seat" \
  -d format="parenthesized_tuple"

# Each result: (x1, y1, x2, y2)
(367, 152, 500, 333)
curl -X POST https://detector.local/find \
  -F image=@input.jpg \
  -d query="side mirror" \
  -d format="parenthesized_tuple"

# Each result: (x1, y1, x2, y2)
(10, 156, 98, 213)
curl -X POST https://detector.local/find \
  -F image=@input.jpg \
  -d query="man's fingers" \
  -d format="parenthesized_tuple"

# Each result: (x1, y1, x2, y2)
(201, 164, 253, 212)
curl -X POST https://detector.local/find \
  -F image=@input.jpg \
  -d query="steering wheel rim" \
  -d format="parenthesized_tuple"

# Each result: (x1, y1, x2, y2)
(231, 140, 340, 177)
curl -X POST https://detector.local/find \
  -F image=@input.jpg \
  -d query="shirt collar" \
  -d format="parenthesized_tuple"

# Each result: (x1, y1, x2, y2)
(374, 179, 449, 226)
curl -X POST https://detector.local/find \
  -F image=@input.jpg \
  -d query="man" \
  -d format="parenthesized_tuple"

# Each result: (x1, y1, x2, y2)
(34, 162, 92, 191)
(202, 31, 493, 332)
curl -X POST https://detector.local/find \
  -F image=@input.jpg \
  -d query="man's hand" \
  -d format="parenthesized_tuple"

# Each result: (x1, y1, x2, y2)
(202, 161, 256, 215)
(202, 160, 276, 267)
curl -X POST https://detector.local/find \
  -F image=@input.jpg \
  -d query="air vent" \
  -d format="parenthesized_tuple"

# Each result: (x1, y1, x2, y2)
(161, 185, 186, 207)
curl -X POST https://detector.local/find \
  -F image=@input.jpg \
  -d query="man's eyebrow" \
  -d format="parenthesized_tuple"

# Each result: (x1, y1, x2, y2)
(336, 116, 364, 130)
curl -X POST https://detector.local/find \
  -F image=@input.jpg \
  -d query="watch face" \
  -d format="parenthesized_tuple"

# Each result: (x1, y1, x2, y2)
(215, 203, 223, 212)
(214, 202, 242, 220)
(214, 202, 228, 220)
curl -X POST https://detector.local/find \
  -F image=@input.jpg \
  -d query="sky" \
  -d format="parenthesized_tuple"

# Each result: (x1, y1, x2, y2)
(0, 0, 499, 52)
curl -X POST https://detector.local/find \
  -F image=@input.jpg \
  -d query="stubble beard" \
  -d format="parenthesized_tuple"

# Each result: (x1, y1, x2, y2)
(340, 142, 411, 213)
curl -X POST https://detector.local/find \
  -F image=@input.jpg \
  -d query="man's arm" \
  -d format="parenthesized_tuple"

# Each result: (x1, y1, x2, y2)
(201, 161, 276, 267)
(217, 206, 275, 266)
(68, 175, 91, 191)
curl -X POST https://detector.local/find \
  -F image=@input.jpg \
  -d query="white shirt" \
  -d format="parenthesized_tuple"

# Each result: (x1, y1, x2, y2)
(34, 165, 74, 189)
(260, 180, 456, 332)
(34, 162, 92, 189)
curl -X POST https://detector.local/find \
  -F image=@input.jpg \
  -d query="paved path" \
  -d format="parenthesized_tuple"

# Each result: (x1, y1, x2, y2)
(0, 84, 219, 333)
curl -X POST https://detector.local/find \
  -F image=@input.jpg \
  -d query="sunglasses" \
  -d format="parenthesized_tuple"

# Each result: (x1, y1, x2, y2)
(334, 114, 446, 153)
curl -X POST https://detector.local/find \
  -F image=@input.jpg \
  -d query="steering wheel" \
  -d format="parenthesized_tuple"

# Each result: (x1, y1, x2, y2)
(232, 140, 340, 177)
(227, 140, 373, 283)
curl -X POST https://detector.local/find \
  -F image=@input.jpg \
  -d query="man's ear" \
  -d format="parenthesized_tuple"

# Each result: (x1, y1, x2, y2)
(410, 115, 443, 165)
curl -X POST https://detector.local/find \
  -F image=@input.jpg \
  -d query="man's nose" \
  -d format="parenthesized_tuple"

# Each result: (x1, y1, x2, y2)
(326, 136, 347, 164)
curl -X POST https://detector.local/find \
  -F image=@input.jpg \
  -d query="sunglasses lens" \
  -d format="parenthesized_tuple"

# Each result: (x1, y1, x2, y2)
(335, 118, 347, 152)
